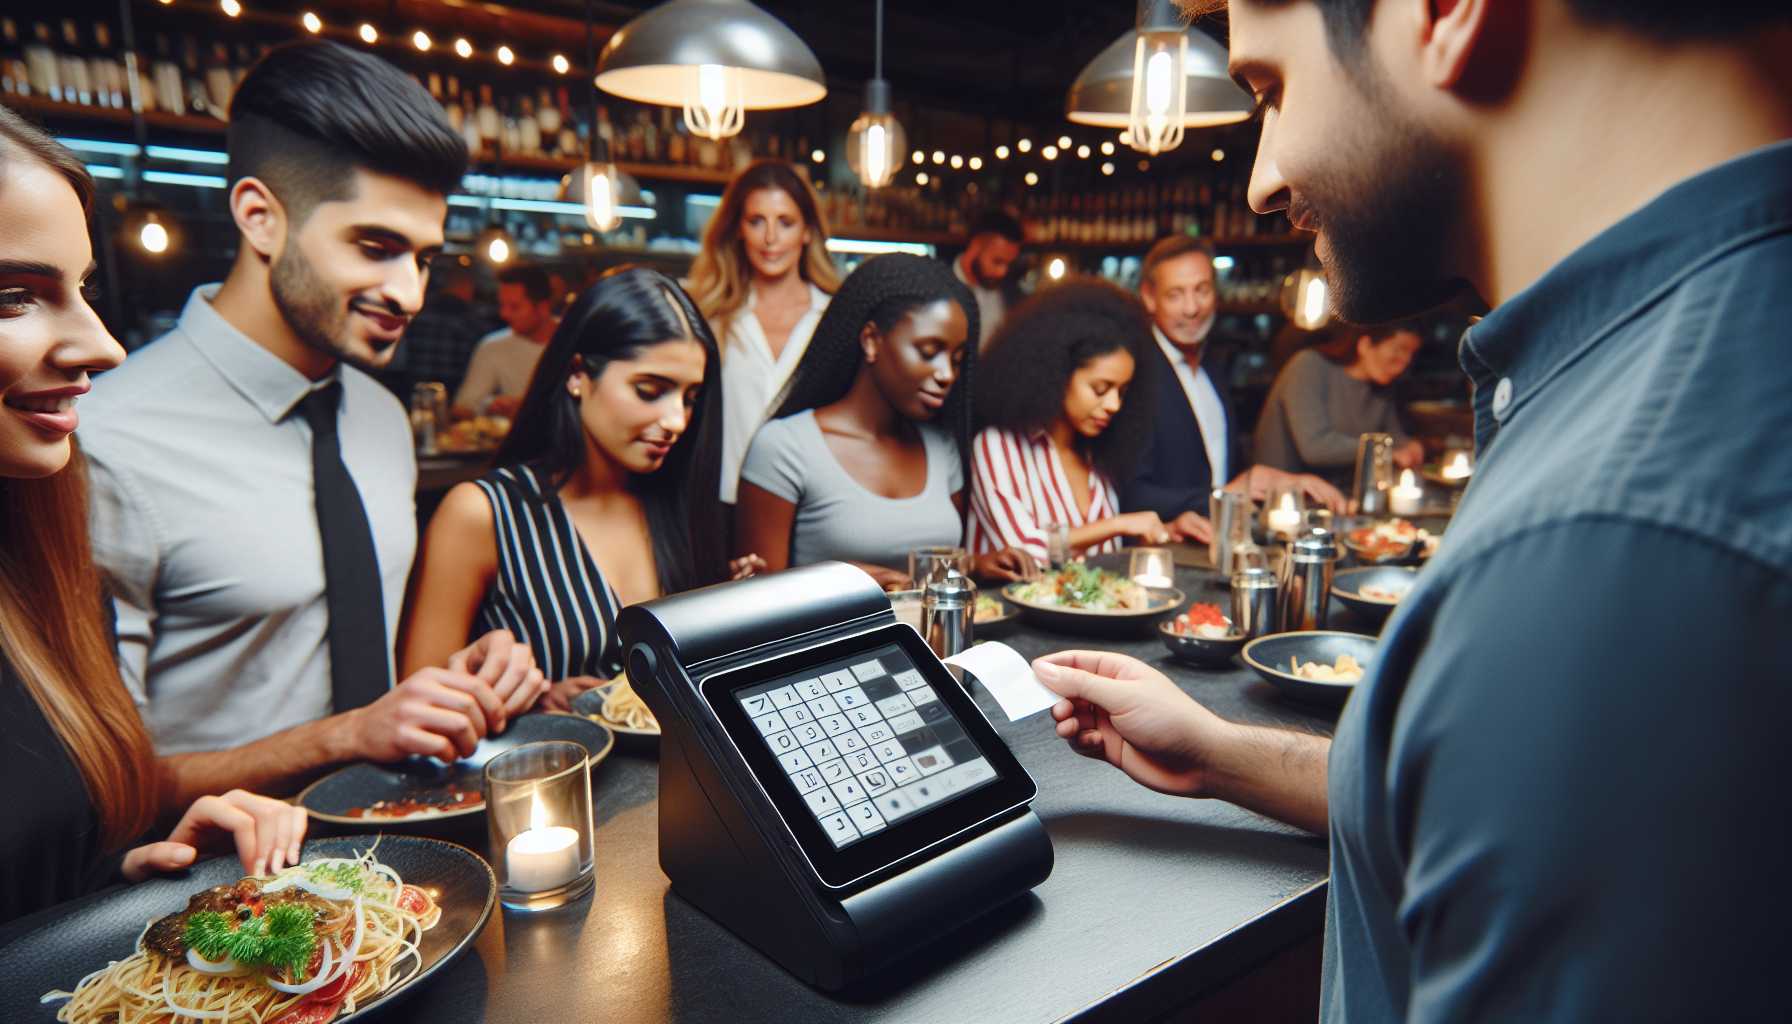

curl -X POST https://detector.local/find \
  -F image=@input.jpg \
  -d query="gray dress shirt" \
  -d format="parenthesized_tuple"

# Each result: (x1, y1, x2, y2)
(1323, 140, 1792, 1019)
(81, 285, 417, 755)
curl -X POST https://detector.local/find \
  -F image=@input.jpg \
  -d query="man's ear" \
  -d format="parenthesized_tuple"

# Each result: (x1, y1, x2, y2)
(229, 176, 287, 262)
(1415, 0, 1505, 95)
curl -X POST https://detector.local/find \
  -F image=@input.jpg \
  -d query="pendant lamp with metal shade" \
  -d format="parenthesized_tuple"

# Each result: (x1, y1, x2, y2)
(846, 0, 905, 189)
(595, 0, 827, 142)
(566, 0, 643, 232)
(1065, 0, 1252, 155)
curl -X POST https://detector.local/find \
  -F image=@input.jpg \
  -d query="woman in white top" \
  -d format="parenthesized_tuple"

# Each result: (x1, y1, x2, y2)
(968, 279, 1175, 564)
(687, 159, 841, 504)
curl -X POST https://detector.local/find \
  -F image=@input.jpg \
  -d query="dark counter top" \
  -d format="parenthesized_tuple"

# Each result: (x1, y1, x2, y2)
(399, 563, 1344, 1024)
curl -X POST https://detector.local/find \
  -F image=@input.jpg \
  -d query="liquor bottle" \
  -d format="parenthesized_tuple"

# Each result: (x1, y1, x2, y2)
(444, 92, 463, 133)
(460, 91, 482, 158)
(426, 72, 443, 101)
(554, 88, 578, 157)
(25, 22, 58, 101)
(0, 18, 24, 96)
(594, 103, 615, 161)
(535, 88, 560, 154)
(179, 36, 210, 116)
(148, 35, 181, 114)
(89, 23, 124, 109)
(517, 96, 541, 156)
(499, 96, 521, 157)
(204, 42, 234, 114)
(476, 84, 500, 153)
(56, 21, 91, 106)
(667, 110, 688, 166)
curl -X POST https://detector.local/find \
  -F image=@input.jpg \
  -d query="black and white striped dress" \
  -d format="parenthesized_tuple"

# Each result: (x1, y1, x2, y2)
(472, 464, 625, 681)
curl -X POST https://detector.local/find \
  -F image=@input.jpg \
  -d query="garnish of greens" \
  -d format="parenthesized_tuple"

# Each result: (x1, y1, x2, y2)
(1063, 563, 1109, 608)
(306, 861, 367, 894)
(183, 904, 317, 975)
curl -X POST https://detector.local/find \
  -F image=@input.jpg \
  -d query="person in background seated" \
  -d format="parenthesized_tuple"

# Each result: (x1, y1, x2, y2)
(954, 208, 1025, 352)
(1122, 235, 1344, 542)
(736, 254, 1034, 590)
(968, 279, 1176, 563)
(0, 106, 304, 925)
(378, 260, 489, 400)
(687, 159, 840, 506)
(453, 263, 560, 420)
(403, 267, 761, 712)
(1253, 322, 1425, 486)
(80, 42, 543, 811)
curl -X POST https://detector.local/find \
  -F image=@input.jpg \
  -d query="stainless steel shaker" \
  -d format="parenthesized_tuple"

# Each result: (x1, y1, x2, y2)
(1210, 488, 1252, 574)
(1230, 563, 1281, 639)
(1279, 529, 1340, 632)
(922, 573, 976, 662)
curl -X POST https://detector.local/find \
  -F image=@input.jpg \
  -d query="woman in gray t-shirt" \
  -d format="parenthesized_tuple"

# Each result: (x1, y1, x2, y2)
(736, 255, 1035, 590)
(1253, 324, 1425, 486)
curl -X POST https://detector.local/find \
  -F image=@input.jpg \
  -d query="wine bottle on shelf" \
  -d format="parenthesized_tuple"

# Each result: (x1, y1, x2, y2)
(535, 88, 560, 155)
(90, 22, 125, 109)
(476, 84, 500, 154)
(149, 34, 181, 114)
(517, 96, 541, 157)
(667, 109, 688, 166)
(204, 42, 234, 114)
(0, 19, 24, 96)
(56, 21, 91, 106)
(499, 96, 521, 157)
(444, 92, 463, 133)
(25, 22, 59, 102)
(554, 87, 578, 157)
(459, 91, 482, 158)
(426, 72, 443, 101)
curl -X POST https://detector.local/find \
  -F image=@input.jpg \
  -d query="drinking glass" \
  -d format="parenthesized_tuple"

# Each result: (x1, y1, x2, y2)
(1044, 523, 1072, 569)
(1128, 547, 1175, 590)
(1351, 433, 1395, 516)
(485, 741, 595, 912)
(410, 381, 448, 455)
(908, 546, 969, 590)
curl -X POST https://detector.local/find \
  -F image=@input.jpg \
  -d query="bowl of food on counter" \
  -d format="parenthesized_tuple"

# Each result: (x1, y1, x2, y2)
(1342, 517, 1420, 564)
(1241, 631, 1378, 706)
(1159, 602, 1248, 667)
(1002, 563, 1183, 635)
(1331, 566, 1421, 624)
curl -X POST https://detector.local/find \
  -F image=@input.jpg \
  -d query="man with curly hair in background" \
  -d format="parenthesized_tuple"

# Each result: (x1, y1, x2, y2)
(1031, 1, 1792, 1019)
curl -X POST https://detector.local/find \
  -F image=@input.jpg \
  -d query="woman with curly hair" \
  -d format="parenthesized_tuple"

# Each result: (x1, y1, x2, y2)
(401, 267, 760, 711)
(687, 159, 841, 505)
(968, 278, 1176, 563)
(735, 254, 1035, 590)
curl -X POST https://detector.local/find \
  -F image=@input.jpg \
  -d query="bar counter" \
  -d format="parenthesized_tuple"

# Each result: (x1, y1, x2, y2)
(400, 561, 1337, 1023)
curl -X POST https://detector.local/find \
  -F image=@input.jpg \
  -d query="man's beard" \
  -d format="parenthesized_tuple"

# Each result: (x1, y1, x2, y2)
(1309, 106, 1468, 324)
(269, 239, 392, 371)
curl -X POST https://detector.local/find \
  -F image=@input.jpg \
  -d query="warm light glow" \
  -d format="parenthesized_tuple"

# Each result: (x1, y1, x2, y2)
(1076, 144, 1091, 159)
(1016, 138, 1032, 153)
(584, 165, 620, 232)
(968, 156, 983, 170)
(1042, 145, 1058, 160)
(487, 235, 511, 264)
(139, 220, 170, 254)
(530, 792, 550, 833)
(1047, 257, 1067, 280)
(684, 63, 744, 140)
(1128, 33, 1189, 155)
(301, 11, 322, 33)
(497, 45, 515, 66)
(1101, 140, 1115, 156)
(1302, 275, 1328, 324)
(1024, 171, 1039, 186)
(220, 0, 241, 17)
(454, 38, 472, 58)
(811, 148, 825, 163)
(1212, 148, 1226, 162)
(1057, 135, 1072, 149)
(358, 23, 378, 44)
(413, 30, 431, 51)
(994, 145, 1009, 160)
(552, 54, 570, 74)
(949, 154, 963, 169)
(849, 111, 905, 189)
(931, 150, 945, 165)
(916, 171, 930, 185)
(1100, 161, 1115, 176)
(911, 150, 925, 164)
(1443, 452, 1473, 480)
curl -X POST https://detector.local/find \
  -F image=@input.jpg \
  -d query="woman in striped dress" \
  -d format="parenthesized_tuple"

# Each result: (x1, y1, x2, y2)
(399, 267, 760, 710)
(968, 279, 1176, 564)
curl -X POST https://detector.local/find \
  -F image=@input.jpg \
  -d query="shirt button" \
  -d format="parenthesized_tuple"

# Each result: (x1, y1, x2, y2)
(1491, 377, 1514, 420)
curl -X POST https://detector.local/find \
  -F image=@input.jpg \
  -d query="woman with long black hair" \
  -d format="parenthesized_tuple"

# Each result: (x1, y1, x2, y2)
(400, 266, 757, 710)
(734, 254, 1034, 590)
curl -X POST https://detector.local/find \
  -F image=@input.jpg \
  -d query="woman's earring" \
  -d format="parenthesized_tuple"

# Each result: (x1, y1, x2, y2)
(570, 385, 582, 398)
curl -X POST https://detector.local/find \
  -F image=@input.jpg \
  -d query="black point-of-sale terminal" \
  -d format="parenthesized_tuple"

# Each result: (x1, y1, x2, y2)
(617, 561, 1053, 990)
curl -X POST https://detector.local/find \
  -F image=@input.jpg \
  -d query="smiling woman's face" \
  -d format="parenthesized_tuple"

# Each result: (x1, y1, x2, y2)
(738, 187, 810, 283)
(0, 158, 123, 479)
(568, 338, 708, 475)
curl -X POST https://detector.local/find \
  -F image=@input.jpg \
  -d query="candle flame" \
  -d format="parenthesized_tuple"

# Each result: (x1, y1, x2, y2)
(529, 791, 548, 833)
(1277, 492, 1296, 512)
(1398, 469, 1417, 488)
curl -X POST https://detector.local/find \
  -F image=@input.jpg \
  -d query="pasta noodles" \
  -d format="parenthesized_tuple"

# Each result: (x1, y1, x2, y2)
(599, 676, 659, 734)
(43, 843, 439, 1024)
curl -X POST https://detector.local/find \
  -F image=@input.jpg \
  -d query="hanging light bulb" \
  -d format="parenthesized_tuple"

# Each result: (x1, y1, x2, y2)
(1046, 257, 1067, 281)
(847, 2, 907, 190)
(552, 54, 570, 74)
(994, 145, 1009, 160)
(1101, 140, 1115, 156)
(139, 217, 169, 254)
(1065, 2, 1250, 156)
(949, 154, 963, 169)
(413, 30, 432, 52)
(497, 45, 514, 66)
(125, 205, 177, 256)
(916, 171, 930, 186)
(1076, 144, 1091, 159)
(1280, 266, 1333, 330)
(220, 0, 242, 18)
(454, 38, 473, 58)
(479, 226, 514, 265)
(301, 11, 322, 33)
(968, 156, 983, 171)
(1100, 161, 1115, 176)
(682, 63, 745, 140)
(563, 163, 643, 233)
(1024, 171, 1039, 186)
(1130, 30, 1187, 156)
(1016, 138, 1032, 154)
(358, 23, 378, 44)
(1042, 145, 1058, 160)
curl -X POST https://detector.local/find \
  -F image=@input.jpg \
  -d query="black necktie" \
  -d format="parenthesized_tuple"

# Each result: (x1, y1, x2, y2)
(300, 382, 389, 712)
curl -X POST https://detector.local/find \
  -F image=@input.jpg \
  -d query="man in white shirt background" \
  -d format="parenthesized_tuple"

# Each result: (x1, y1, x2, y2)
(81, 40, 543, 810)
(452, 263, 560, 419)
(953, 209, 1024, 352)
(1121, 235, 1343, 541)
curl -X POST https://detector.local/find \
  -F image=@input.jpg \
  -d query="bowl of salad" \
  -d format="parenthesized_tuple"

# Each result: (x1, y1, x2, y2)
(1003, 563, 1183, 635)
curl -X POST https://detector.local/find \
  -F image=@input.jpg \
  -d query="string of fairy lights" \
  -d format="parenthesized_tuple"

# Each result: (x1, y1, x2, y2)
(162, 0, 1231, 190)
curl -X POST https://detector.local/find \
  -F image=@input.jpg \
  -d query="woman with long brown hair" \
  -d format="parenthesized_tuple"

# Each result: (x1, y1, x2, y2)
(686, 159, 841, 504)
(0, 106, 303, 925)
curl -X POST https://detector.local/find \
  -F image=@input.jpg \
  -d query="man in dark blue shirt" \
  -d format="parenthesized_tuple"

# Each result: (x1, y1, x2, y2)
(1033, 1, 1792, 1019)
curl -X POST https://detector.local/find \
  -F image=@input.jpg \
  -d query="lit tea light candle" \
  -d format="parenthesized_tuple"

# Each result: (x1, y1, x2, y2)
(1442, 451, 1473, 480)
(506, 793, 579, 893)
(1390, 469, 1424, 516)
(1129, 547, 1175, 590)
(1265, 493, 1302, 540)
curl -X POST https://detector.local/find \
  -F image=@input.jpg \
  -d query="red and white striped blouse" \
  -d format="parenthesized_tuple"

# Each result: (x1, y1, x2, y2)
(967, 426, 1124, 563)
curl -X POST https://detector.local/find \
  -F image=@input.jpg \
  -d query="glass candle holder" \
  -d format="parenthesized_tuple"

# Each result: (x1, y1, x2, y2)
(1260, 485, 1305, 542)
(1128, 547, 1175, 590)
(908, 546, 969, 589)
(484, 740, 595, 912)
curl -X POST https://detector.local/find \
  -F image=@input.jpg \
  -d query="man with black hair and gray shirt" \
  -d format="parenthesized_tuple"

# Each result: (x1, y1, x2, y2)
(81, 40, 545, 810)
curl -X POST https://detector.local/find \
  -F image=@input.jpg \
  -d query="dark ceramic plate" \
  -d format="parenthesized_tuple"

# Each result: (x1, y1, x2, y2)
(572, 680, 662, 739)
(1158, 619, 1248, 667)
(298, 712, 613, 828)
(1331, 566, 1420, 623)
(1241, 631, 1378, 706)
(1002, 583, 1184, 636)
(9, 834, 493, 1022)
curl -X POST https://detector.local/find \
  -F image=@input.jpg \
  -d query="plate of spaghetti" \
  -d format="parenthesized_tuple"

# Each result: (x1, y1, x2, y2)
(11, 835, 493, 1024)
(572, 675, 661, 738)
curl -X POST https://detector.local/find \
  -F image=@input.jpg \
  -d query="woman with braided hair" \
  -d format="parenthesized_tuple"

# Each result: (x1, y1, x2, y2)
(735, 254, 1036, 590)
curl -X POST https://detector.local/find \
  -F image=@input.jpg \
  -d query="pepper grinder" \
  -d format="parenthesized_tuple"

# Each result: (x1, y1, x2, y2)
(921, 573, 976, 664)
(1280, 529, 1340, 632)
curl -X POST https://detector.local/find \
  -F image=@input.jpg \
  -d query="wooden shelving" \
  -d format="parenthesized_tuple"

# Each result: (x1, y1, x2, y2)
(7, 94, 227, 136)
